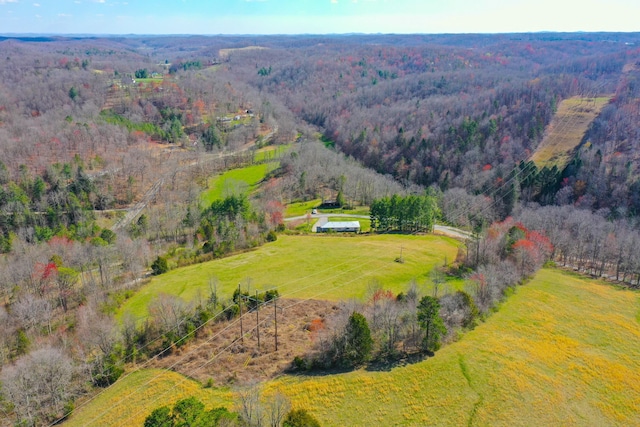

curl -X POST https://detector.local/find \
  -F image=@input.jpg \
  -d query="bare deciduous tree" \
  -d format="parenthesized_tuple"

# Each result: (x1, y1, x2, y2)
(1, 347, 76, 426)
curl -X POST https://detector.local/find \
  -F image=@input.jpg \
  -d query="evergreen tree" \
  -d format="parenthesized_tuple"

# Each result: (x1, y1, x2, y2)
(342, 311, 373, 366)
(417, 296, 447, 353)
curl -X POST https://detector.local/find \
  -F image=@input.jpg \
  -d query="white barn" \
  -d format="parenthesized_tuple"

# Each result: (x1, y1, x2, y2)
(316, 221, 361, 233)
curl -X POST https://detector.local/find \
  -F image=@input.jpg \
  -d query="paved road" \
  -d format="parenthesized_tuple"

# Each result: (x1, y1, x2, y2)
(285, 213, 473, 239)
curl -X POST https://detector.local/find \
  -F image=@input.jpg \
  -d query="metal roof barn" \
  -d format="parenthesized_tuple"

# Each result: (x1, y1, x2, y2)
(316, 221, 361, 233)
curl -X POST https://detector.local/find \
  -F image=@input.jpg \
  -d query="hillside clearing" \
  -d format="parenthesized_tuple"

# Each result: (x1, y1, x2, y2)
(73, 268, 640, 426)
(200, 162, 277, 206)
(267, 268, 640, 426)
(531, 96, 611, 168)
(118, 234, 461, 321)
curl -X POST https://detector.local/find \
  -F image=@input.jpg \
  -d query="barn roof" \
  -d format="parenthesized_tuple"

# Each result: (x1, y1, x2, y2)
(320, 221, 361, 228)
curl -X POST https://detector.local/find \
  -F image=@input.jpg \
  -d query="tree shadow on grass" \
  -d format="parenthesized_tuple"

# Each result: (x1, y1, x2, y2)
(365, 352, 432, 372)
(286, 351, 433, 377)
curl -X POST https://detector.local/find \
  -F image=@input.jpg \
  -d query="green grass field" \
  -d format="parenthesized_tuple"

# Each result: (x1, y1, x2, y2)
(285, 199, 370, 218)
(118, 234, 461, 321)
(285, 199, 322, 217)
(253, 144, 291, 163)
(75, 268, 640, 426)
(200, 163, 277, 207)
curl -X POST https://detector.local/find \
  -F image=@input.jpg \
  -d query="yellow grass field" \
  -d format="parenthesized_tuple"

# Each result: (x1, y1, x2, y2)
(75, 268, 640, 426)
(65, 369, 233, 427)
(532, 96, 611, 168)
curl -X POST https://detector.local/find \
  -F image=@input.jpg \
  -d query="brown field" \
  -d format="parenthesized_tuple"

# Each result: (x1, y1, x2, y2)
(150, 299, 338, 385)
(532, 96, 611, 168)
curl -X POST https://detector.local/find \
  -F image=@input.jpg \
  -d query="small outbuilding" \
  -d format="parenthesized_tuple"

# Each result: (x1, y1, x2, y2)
(316, 221, 360, 233)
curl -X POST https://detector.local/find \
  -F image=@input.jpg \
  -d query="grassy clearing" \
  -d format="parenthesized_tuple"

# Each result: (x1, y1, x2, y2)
(254, 144, 291, 162)
(285, 199, 322, 217)
(319, 206, 370, 216)
(118, 234, 461, 321)
(532, 96, 611, 168)
(219, 46, 268, 59)
(134, 77, 164, 85)
(264, 268, 640, 426)
(81, 268, 640, 426)
(284, 199, 370, 218)
(200, 163, 276, 207)
(66, 369, 233, 427)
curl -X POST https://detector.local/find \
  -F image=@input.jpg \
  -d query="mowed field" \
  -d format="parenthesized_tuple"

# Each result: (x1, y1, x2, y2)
(74, 268, 640, 426)
(118, 234, 461, 320)
(200, 162, 277, 207)
(531, 96, 611, 168)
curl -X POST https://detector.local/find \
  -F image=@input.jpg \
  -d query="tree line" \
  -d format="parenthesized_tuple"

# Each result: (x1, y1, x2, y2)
(369, 193, 438, 232)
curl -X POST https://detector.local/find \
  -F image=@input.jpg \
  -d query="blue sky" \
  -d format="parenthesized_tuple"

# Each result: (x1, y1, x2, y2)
(0, 0, 639, 35)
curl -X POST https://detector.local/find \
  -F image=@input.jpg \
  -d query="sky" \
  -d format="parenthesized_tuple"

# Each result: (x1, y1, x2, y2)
(0, 0, 639, 35)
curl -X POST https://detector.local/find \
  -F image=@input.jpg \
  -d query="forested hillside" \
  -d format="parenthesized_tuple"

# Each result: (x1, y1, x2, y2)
(223, 33, 640, 218)
(1, 33, 640, 426)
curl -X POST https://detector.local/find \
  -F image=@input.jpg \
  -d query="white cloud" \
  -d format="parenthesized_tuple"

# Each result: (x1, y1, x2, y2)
(0, 0, 18, 4)
(58, 13, 72, 17)
(33, 3, 40, 6)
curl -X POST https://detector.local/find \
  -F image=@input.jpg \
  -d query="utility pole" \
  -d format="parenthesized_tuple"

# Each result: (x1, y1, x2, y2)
(256, 290, 260, 353)
(274, 297, 278, 352)
(238, 284, 243, 344)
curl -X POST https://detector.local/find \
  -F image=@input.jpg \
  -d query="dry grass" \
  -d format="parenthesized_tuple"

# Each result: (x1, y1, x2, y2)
(219, 46, 268, 59)
(71, 268, 640, 426)
(151, 299, 339, 385)
(532, 96, 611, 168)
(265, 268, 640, 426)
(65, 369, 233, 427)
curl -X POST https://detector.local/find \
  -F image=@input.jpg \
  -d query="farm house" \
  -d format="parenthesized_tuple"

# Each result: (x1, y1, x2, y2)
(316, 221, 361, 233)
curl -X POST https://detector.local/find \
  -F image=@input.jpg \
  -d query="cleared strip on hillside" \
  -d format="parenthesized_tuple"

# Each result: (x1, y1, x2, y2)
(532, 96, 611, 168)
(73, 268, 640, 426)
(219, 46, 268, 59)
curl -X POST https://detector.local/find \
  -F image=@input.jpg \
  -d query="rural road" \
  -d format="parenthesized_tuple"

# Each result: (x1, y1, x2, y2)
(285, 213, 473, 239)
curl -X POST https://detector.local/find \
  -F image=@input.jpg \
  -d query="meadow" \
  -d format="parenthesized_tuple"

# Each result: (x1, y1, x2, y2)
(74, 268, 640, 426)
(200, 162, 277, 207)
(285, 199, 370, 217)
(265, 268, 640, 426)
(531, 96, 611, 168)
(118, 234, 461, 321)
(65, 369, 232, 427)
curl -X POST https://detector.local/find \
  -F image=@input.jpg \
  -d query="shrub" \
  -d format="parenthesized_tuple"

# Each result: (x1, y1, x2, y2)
(151, 256, 169, 275)
(283, 409, 321, 427)
(266, 230, 278, 242)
